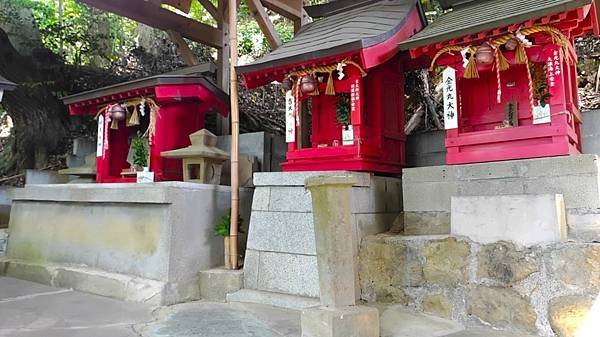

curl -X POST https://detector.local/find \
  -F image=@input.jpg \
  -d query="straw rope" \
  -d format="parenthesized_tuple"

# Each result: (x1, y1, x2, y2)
(289, 58, 367, 96)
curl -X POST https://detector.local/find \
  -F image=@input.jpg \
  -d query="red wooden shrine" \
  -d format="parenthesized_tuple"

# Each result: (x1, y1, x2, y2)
(237, 0, 426, 174)
(63, 76, 229, 183)
(404, 1, 600, 165)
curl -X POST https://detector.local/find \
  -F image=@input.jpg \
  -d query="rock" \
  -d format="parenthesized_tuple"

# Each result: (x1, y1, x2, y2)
(423, 237, 469, 286)
(423, 293, 452, 318)
(549, 296, 594, 337)
(359, 235, 423, 303)
(467, 286, 537, 333)
(477, 241, 538, 284)
(547, 244, 600, 289)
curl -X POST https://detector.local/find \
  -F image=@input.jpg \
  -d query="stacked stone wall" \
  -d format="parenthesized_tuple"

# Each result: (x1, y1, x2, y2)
(359, 234, 600, 337)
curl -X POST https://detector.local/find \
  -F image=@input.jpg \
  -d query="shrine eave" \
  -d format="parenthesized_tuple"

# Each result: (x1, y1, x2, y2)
(0, 75, 16, 91)
(400, 0, 599, 51)
(238, 0, 426, 89)
(62, 75, 228, 106)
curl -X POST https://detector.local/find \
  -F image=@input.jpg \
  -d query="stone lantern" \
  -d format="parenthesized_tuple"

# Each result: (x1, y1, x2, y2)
(0, 75, 17, 103)
(161, 129, 228, 184)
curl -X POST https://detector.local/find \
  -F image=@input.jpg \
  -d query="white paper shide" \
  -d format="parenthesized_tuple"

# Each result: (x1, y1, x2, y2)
(285, 90, 296, 143)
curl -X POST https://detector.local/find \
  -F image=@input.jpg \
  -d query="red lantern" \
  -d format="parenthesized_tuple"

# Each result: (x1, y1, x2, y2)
(282, 76, 293, 91)
(300, 75, 317, 94)
(109, 104, 127, 121)
(475, 43, 494, 65)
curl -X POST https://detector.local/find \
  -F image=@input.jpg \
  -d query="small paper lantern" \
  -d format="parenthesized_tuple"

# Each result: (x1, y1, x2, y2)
(282, 76, 293, 91)
(504, 38, 519, 51)
(300, 75, 317, 94)
(475, 44, 494, 65)
(109, 104, 127, 121)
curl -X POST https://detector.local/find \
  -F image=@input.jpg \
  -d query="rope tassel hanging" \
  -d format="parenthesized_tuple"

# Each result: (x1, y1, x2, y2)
(325, 71, 336, 96)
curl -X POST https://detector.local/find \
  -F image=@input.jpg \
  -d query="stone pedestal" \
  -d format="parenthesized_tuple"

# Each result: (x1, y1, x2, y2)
(302, 175, 379, 337)
(231, 171, 402, 308)
(3, 182, 253, 304)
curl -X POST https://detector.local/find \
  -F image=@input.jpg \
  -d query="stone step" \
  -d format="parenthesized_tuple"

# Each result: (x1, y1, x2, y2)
(443, 328, 537, 337)
(226, 288, 319, 310)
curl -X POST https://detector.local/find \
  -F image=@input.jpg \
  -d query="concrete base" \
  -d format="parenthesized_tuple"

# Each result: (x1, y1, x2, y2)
(403, 154, 600, 241)
(240, 171, 402, 306)
(451, 194, 567, 246)
(5, 182, 253, 304)
(227, 288, 320, 309)
(0, 229, 7, 256)
(301, 305, 379, 337)
(199, 268, 244, 302)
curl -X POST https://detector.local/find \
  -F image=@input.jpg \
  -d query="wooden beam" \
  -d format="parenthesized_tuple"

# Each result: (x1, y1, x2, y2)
(80, 0, 222, 48)
(246, 0, 282, 49)
(167, 30, 200, 66)
(260, 0, 302, 20)
(197, 0, 219, 20)
(293, 9, 309, 34)
(162, 0, 193, 13)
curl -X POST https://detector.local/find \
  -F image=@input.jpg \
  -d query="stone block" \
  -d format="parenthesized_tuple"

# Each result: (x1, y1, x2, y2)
(5, 260, 54, 285)
(246, 211, 315, 255)
(565, 209, 600, 242)
(405, 130, 446, 167)
(520, 154, 600, 178)
(423, 293, 452, 318)
(546, 244, 600, 288)
(477, 241, 539, 284)
(301, 306, 379, 337)
(404, 211, 450, 235)
(402, 165, 456, 183)
(451, 194, 567, 246)
(353, 213, 396, 245)
(257, 251, 319, 298)
(457, 178, 526, 196)
(243, 249, 260, 289)
(250, 187, 270, 211)
(549, 296, 595, 337)
(359, 235, 422, 304)
(54, 268, 128, 300)
(454, 161, 521, 181)
(267, 186, 313, 212)
(25, 169, 71, 185)
(0, 229, 7, 256)
(467, 286, 537, 333)
(217, 131, 276, 172)
(199, 268, 244, 302)
(523, 175, 600, 209)
(423, 237, 469, 286)
(403, 181, 457, 212)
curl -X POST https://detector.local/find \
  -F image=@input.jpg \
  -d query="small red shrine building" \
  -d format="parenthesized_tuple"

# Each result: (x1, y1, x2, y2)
(237, 0, 426, 174)
(401, 0, 600, 165)
(63, 73, 229, 183)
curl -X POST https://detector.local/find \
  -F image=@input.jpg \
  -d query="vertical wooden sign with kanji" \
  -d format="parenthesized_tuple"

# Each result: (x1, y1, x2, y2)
(285, 90, 296, 143)
(443, 67, 458, 129)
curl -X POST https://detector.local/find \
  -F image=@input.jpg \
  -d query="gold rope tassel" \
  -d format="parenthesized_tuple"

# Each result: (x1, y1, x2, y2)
(515, 42, 528, 65)
(110, 118, 119, 130)
(496, 49, 510, 71)
(325, 71, 336, 95)
(464, 50, 479, 79)
(128, 105, 140, 126)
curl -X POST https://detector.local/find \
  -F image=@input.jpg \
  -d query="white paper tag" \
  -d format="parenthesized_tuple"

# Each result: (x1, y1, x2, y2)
(443, 67, 458, 129)
(285, 90, 296, 143)
(136, 171, 154, 183)
(533, 104, 551, 124)
(96, 115, 104, 157)
(342, 125, 354, 145)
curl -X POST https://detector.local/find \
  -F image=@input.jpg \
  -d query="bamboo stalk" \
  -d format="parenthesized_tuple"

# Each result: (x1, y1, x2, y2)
(228, 0, 240, 270)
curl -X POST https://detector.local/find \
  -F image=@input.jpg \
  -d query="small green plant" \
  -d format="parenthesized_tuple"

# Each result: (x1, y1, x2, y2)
(132, 133, 148, 168)
(336, 93, 351, 126)
(214, 209, 244, 237)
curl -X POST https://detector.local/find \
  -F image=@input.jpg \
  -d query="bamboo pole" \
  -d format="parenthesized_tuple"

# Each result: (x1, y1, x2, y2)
(228, 0, 240, 270)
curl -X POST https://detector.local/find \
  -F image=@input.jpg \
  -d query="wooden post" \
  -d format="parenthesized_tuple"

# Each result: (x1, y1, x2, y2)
(228, 0, 240, 270)
(217, 0, 231, 136)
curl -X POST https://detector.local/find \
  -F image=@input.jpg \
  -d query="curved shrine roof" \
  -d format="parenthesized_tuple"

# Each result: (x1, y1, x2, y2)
(237, 0, 425, 76)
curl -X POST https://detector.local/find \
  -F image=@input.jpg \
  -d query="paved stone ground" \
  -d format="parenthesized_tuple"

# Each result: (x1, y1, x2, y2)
(0, 277, 537, 337)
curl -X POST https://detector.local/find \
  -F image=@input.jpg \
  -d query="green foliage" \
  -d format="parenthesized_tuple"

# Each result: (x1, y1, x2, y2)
(131, 133, 148, 168)
(336, 93, 351, 126)
(214, 209, 244, 238)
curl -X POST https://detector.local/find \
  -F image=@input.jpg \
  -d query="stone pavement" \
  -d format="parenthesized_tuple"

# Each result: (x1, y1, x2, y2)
(0, 276, 537, 337)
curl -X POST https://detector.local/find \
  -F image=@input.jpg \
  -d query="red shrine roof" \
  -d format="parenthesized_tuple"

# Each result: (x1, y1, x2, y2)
(401, 0, 599, 52)
(238, 0, 426, 89)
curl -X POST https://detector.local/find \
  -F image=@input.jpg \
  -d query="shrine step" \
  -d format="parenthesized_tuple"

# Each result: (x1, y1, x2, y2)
(227, 289, 319, 310)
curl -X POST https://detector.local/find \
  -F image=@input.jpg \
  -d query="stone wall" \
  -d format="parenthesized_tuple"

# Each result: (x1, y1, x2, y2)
(236, 171, 402, 305)
(359, 234, 599, 337)
(405, 130, 446, 167)
(403, 154, 600, 241)
(0, 229, 7, 256)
